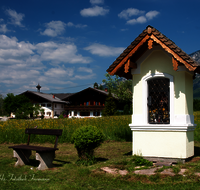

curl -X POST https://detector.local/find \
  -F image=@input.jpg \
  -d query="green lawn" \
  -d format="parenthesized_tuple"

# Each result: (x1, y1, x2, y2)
(1, 113, 200, 189)
(1, 141, 200, 190)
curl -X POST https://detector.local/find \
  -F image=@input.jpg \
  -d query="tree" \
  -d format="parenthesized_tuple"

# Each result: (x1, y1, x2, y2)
(3, 93, 16, 116)
(102, 92, 117, 116)
(102, 73, 132, 103)
(98, 84, 104, 90)
(0, 94, 4, 116)
(93, 82, 104, 90)
(102, 73, 132, 114)
(93, 82, 98, 89)
(3, 93, 43, 119)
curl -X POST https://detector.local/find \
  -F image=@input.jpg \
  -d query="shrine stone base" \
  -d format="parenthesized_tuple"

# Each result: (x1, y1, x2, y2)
(132, 129, 194, 160)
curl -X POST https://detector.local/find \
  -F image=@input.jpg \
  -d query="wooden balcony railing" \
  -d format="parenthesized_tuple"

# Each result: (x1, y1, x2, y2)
(64, 105, 105, 111)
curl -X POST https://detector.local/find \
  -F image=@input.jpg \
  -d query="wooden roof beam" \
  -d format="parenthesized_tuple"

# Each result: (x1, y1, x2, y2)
(108, 35, 150, 76)
(150, 34, 197, 71)
(124, 59, 137, 73)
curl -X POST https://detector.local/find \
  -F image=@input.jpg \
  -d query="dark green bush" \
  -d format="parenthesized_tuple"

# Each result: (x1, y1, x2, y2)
(102, 92, 117, 116)
(58, 114, 64, 119)
(71, 125, 105, 160)
(194, 99, 200, 111)
(131, 155, 153, 166)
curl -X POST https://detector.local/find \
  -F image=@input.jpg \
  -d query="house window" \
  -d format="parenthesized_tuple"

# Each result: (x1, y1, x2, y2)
(148, 77, 170, 124)
(47, 103, 51, 107)
(41, 103, 45, 107)
(80, 112, 90, 116)
(47, 112, 51, 116)
(74, 111, 77, 116)
(55, 104, 57, 108)
(93, 112, 100, 116)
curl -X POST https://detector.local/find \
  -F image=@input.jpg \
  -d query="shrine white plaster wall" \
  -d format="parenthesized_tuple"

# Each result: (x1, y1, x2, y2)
(130, 49, 195, 127)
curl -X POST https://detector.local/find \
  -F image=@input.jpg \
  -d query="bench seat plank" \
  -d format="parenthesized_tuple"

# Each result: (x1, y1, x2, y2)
(9, 145, 58, 152)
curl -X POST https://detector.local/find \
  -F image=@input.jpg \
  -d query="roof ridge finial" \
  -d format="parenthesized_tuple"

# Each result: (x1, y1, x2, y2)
(36, 83, 41, 92)
(147, 25, 152, 34)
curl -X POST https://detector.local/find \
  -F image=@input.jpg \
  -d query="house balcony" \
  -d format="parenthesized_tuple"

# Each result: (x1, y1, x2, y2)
(64, 105, 105, 111)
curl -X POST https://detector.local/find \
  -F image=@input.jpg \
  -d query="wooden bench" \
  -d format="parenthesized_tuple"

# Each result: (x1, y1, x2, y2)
(9, 128, 63, 170)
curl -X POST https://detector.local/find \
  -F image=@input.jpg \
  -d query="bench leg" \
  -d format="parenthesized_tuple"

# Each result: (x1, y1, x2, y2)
(36, 151, 55, 170)
(13, 149, 32, 166)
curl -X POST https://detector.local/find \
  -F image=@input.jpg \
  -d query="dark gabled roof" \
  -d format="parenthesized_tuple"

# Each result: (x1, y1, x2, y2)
(52, 93, 75, 100)
(20, 91, 68, 104)
(107, 25, 200, 79)
(62, 87, 118, 100)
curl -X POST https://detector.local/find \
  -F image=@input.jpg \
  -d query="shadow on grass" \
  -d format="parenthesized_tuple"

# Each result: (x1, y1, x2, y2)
(53, 159, 71, 167)
(24, 158, 71, 168)
(194, 146, 200, 157)
(124, 151, 132, 156)
(95, 157, 108, 162)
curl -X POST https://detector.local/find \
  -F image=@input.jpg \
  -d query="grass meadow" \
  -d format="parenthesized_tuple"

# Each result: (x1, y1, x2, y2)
(1, 113, 200, 189)
(0, 115, 132, 144)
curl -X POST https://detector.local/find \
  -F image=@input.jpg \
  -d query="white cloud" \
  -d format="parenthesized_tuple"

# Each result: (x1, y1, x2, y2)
(127, 16, 147, 25)
(73, 73, 96, 80)
(0, 35, 18, 49)
(0, 34, 95, 95)
(146, 11, 160, 20)
(0, 24, 10, 33)
(118, 8, 145, 19)
(0, 68, 40, 84)
(36, 42, 91, 64)
(67, 22, 87, 28)
(90, 0, 104, 5)
(5, 9, 25, 27)
(84, 43, 125, 57)
(40, 21, 66, 37)
(80, 6, 109, 17)
(0, 35, 35, 62)
(45, 67, 74, 78)
(77, 67, 93, 73)
(123, 10, 160, 25)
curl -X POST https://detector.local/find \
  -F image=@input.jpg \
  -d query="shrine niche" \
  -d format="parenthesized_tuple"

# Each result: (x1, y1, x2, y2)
(107, 25, 200, 162)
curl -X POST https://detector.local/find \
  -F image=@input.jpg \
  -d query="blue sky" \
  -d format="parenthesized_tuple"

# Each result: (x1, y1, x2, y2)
(0, 0, 200, 96)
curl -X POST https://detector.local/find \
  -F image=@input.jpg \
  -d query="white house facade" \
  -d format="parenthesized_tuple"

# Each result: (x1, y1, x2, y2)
(21, 91, 67, 118)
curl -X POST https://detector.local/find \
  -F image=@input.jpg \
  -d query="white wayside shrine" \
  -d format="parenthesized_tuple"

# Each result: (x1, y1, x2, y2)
(107, 26, 200, 162)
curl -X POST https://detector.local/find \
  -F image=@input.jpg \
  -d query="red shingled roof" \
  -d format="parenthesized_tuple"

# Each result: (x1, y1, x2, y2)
(107, 25, 200, 79)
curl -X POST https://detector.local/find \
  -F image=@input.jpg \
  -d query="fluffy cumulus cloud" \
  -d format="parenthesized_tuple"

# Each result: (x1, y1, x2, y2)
(118, 8, 145, 20)
(5, 9, 25, 27)
(0, 35, 35, 65)
(40, 21, 66, 37)
(84, 43, 124, 57)
(0, 34, 96, 94)
(127, 16, 147, 25)
(36, 42, 91, 64)
(118, 8, 159, 25)
(80, 6, 109, 17)
(146, 11, 160, 20)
